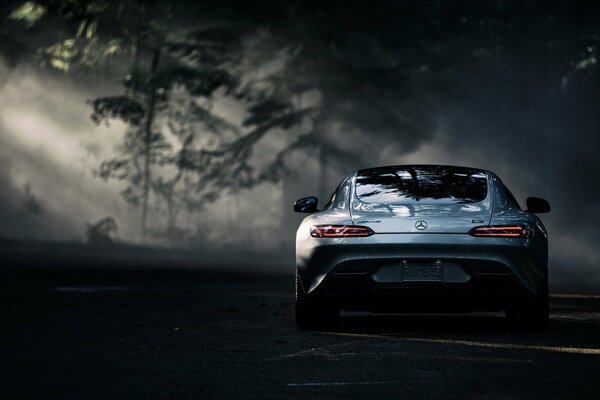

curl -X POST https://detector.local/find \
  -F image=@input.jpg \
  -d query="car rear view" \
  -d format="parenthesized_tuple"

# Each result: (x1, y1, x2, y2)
(294, 165, 550, 330)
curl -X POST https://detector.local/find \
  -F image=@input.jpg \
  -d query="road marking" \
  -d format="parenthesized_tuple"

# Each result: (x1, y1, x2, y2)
(53, 286, 133, 293)
(287, 381, 401, 387)
(271, 341, 357, 360)
(551, 313, 600, 321)
(337, 352, 534, 363)
(322, 333, 600, 356)
(275, 341, 532, 363)
(401, 337, 600, 355)
(551, 294, 600, 299)
(235, 291, 291, 298)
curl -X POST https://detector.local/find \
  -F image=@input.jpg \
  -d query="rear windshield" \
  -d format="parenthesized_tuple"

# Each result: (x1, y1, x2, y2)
(355, 166, 488, 205)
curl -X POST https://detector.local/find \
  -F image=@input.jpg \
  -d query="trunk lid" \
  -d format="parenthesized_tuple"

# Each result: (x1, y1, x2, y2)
(351, 201, 492, 234)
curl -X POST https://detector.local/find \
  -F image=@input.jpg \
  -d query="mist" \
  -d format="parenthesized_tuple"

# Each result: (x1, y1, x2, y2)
(1, 1, 599, 290)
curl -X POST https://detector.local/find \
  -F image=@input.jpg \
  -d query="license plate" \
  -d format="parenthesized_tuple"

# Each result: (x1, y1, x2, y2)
(402, 261, 442, 282)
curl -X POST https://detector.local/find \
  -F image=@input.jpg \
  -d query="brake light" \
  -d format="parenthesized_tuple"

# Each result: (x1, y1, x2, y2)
(311, 225, 374, 238)
(469, 225, 530, 238)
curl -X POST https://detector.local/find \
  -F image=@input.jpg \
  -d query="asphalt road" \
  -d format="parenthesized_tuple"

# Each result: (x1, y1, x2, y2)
(1, 268, 600, 399)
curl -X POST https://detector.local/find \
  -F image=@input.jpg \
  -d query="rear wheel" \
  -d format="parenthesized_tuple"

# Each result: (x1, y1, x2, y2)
(506, 275, 549, 330)
(295, 275, 338, 330)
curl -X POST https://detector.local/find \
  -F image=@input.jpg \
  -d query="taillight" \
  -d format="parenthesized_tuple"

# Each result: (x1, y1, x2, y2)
(311, 225, 374, 238)
(469, 225, 530, 238)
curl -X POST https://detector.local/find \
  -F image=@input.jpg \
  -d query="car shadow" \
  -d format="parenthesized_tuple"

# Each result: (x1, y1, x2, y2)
(310, 294, 600, 352)
(329, 313, 511, 334)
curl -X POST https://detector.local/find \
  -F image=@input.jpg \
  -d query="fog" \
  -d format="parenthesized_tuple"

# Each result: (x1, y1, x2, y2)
(1, 1, 599, 290)
(0, 62, 132, 239)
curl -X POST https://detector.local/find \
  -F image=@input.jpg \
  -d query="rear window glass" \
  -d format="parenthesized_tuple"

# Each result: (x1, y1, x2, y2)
(355, 166, 488, 204)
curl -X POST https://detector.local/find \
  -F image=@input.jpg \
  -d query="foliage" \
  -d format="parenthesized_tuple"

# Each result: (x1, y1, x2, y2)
(85, 216, 117, 245)
(5, 0, 168, 72)
(6, 0, 600, 243)
(7, 1, 46, 27)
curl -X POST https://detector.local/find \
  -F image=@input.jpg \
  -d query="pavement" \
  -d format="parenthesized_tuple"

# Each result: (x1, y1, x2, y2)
(1, 267, 600, 399)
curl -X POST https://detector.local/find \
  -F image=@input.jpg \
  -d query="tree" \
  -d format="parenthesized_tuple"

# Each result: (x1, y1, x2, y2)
(16, 0, 599, 246)
(181, 1, 447, 200)
(90, 44, 240, 241)
(4, 0, 146, 72)
(4, 0, 246, 241)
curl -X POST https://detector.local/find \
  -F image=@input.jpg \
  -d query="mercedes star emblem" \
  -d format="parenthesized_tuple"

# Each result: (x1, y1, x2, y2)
(415, 220, 428, 230)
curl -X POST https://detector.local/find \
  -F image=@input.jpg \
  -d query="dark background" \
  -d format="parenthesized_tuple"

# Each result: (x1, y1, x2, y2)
(1, 1, 599, 289)
(2, 2, 600, 398)
(2, 1, 599, 290)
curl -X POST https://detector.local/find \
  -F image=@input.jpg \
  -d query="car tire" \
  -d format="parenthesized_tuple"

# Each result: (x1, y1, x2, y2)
(506, 274, 549, 330)
(295, 275, 338, 330)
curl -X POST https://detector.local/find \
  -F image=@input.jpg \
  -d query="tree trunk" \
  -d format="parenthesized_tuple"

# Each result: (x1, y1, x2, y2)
(141, 47, 161, 241)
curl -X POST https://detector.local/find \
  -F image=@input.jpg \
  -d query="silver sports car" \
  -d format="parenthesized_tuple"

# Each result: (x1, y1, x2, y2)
(293, 165, 550, 330)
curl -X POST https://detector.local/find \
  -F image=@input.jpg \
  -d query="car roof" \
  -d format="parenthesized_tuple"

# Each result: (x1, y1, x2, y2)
(356, 164, 489, 175)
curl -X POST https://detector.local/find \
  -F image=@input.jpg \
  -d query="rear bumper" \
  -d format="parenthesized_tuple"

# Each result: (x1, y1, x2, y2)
(308, 271, 525, 313)
(296, 233, 547, 312)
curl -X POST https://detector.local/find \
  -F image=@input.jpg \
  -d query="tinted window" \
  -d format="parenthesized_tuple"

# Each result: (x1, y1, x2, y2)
(355, 166, 488, 204)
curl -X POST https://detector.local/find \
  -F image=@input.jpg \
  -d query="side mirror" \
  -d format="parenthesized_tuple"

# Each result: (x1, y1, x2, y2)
(293, 196, 319, 213)
(526, 197, 551, 214)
